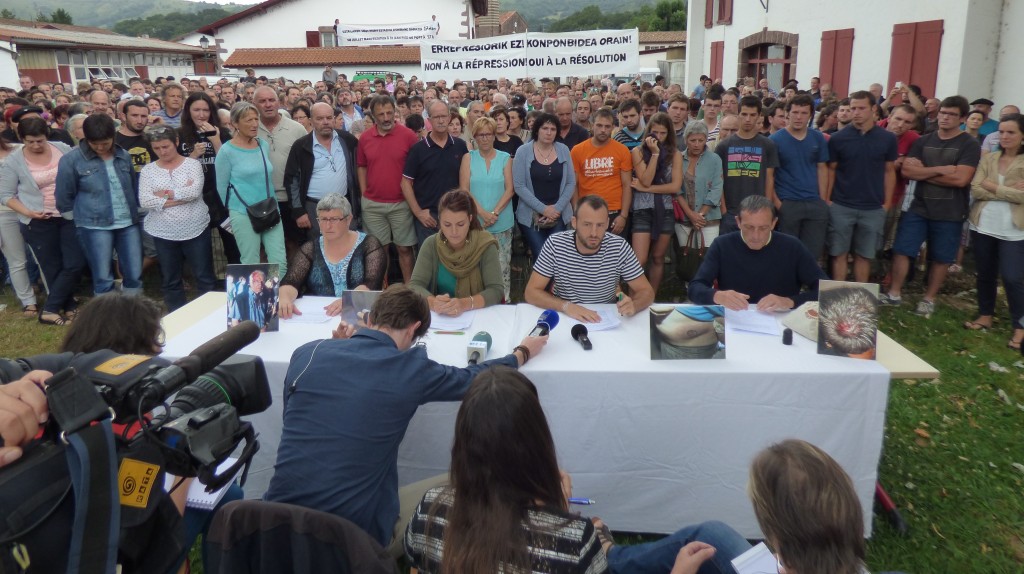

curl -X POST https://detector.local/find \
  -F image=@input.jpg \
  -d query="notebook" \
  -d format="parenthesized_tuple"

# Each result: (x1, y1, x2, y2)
(163, 457, 239, 510)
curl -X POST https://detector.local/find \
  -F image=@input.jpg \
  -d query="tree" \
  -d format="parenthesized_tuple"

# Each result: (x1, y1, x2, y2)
(50, 8, 74, 24)
(0, 9, 17, 19)
(546, 0, 685, 33)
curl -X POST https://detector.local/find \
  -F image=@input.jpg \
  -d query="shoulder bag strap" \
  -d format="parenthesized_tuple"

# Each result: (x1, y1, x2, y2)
(256, 138, 272, 200)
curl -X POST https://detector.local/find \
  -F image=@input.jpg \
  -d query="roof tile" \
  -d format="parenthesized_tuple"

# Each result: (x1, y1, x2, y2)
(638, 31, 687, 44)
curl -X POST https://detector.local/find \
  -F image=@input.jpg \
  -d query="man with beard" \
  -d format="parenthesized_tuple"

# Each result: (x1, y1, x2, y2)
(613, 99, 644, 150)
(358, 95, 420, 282)
(571, 108, 632, 236)
(115, 100, 154, 181)
(524, 195, 653, 321)
(338, 89, 363, 131)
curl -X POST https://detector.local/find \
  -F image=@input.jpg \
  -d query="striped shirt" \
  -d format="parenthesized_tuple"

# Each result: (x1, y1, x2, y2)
(613, 127, 644, 150)
(533, 231, 645, 304)
(404, 486, 609, 574)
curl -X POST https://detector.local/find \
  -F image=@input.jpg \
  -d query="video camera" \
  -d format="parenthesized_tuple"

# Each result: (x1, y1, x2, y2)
(0, 321, 272, 573)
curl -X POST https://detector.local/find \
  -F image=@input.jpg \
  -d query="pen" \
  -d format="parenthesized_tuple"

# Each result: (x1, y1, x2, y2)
(616, 292, 625, 302)
(568, 497, 596, 505)
(433, 331, 465, 335)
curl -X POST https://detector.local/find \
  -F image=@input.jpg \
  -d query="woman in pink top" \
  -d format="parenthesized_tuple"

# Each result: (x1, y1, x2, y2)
(0, 117, 84, 325)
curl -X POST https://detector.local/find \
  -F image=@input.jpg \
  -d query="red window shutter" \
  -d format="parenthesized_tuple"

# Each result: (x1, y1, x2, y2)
(711, 41, 724, 83)
(910, 20, 943, 99)
(705, 0, 715, 28)
(819, 30, 837, 90)
(887, 23, 916, 99)
(306, 31, 320, 48)
(720, 0, 733, 24)
(833, 29, 855, 98)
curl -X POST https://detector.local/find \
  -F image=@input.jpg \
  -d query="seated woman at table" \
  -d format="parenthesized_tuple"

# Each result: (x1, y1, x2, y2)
(59, 292, 243, 574)
(748, 439, 868, 574)
(404, 366, 608, 573)
(278, 193, 386, 319)
(410, 189, 504, 316)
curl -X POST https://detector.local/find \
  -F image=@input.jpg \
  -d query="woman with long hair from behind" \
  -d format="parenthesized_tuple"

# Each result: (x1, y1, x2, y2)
(748, 439, 866, 574)
(404, 366, 608, 573)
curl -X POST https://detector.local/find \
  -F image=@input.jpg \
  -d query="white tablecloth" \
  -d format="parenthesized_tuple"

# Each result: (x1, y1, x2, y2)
(163, 298, 890, 537)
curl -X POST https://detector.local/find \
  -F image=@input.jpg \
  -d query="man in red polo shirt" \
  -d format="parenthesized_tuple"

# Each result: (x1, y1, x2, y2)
(357, 95, 421, 282)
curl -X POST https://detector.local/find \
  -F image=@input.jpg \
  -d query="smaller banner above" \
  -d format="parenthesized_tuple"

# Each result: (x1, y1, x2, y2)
(338, 21, 440, 46)
(420, 29, 639, 80)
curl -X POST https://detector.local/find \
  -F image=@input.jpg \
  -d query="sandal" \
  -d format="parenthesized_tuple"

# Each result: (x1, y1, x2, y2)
(22, 304, 38, 318)
(1009, 339, 1024, 351)
(948, 263, 963, 273)
(963, 319, 990, 331)
(591, 517, 616, 554)
(38, 312, 71, 326)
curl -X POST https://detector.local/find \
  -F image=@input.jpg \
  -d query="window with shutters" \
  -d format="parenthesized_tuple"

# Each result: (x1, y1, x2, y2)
(305, 31, 321, 48)
(819, 29, 854, 99)
(718, 0, 733, 25)
(887, 20, 943, 99)
(710, 41, 725, 82)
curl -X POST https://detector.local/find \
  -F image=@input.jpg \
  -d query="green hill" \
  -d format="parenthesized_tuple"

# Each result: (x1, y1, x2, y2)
(501, 0, 658, 31)
(0, 0, 251, 29)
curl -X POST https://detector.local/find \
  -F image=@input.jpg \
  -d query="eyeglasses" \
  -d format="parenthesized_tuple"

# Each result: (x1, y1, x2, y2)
(317, 215, 349, 224)
(475, 132, 495, 138)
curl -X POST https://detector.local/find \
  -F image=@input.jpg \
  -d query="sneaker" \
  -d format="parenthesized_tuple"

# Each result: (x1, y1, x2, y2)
(878, 292, 903, 306)
(914, 299, 935, 316)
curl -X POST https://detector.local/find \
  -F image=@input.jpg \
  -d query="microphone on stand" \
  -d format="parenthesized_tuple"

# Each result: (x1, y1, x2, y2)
(467, 331, 492, 365)
(571, 324, 593, 350)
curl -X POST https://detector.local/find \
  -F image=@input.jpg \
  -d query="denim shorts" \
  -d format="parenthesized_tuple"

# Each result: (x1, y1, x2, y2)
(891, 210, 962, 263)
(631, 207, 675, 234)
(827, 203, 885, 259)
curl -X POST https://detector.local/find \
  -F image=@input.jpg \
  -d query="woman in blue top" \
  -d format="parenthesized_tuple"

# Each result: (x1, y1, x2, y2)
(512, 113, 576, 262)
(215, 102, 287, 275)
(55, 113, 142, 296)
(460, 116, 514, 301)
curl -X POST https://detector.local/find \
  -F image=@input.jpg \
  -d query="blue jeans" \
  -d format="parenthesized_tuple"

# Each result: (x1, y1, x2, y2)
(519, 219, 567, 261)
(608, 520, 751, 574)
(21, 218, 87, 314)
(176, 482, 244, 574)
(153, 229, 218, 311)
(76, 224, 143, 295)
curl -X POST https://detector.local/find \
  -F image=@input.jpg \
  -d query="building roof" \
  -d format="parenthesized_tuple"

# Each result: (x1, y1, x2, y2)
(224, 46, 421, 67)
(499, 11, 521, 26)
(638, 31, 687, 44)
(0, 18, 202, 53)
(194, 0, 488, 36)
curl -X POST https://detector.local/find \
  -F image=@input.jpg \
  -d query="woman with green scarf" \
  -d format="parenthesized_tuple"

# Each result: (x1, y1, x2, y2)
(410, 189, 505, 315)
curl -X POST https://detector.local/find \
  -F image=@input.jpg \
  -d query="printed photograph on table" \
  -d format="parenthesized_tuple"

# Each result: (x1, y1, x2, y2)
(340, 290, 382, 328)
(226, 263, 280, 332)
(649, 304, 726, 359)
(816, 280, 879, 360)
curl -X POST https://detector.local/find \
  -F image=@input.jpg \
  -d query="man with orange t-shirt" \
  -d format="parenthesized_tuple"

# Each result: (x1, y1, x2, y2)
(571, 108, 633, 235)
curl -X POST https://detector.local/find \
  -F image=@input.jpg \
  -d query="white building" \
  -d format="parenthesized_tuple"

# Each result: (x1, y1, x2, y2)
(179, 0, 492, 82)
(686, 0, 1022, 106)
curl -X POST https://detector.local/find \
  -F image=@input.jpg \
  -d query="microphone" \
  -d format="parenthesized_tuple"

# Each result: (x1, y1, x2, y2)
(571, 324, 593, 350)
(467, 331, 492, 365)
(175, 320, 261, 381)
(528, 310, 560, 337)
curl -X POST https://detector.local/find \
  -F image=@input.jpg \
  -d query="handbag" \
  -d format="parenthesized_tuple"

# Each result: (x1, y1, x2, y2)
(226, 140, 280, 233)
(675, 225, 706, 283)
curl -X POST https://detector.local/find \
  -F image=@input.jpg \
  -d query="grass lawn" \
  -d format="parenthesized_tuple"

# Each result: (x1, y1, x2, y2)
(0, 259, 1021, 572)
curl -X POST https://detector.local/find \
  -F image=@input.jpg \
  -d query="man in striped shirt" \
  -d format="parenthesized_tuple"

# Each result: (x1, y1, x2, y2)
(525, 195, 654, 322)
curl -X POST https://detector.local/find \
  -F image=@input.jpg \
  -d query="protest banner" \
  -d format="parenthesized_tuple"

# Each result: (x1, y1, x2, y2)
(338, 21, 440, 46)
(419, 29, 639, 80)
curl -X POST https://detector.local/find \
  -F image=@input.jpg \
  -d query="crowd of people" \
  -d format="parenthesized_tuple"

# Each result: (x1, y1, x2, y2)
(0, 64, 1015, 572)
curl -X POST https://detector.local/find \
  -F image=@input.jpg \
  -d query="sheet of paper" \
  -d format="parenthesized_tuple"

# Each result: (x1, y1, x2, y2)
(430, 310, 476, 332)
(725, 307, 780, 336)
(568, 309, 621, 332)
(731, 542, 777, 574)
(282, 299, 333, 323)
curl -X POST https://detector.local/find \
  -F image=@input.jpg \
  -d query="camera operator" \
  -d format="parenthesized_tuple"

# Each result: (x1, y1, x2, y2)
(0, 370, 50, 467)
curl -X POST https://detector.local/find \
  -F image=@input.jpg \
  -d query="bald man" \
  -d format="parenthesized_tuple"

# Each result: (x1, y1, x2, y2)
(555, 96, 589, 150)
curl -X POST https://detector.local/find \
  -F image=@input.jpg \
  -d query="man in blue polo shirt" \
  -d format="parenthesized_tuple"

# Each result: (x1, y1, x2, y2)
(826, 90, 898, 283)
(769, 94, 830, 262)
(401, 100, 468, 246)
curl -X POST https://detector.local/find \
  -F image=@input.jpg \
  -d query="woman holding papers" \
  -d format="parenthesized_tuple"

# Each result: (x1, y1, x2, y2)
(410, 189, 504, 316)
(278, 193, 386, 319)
